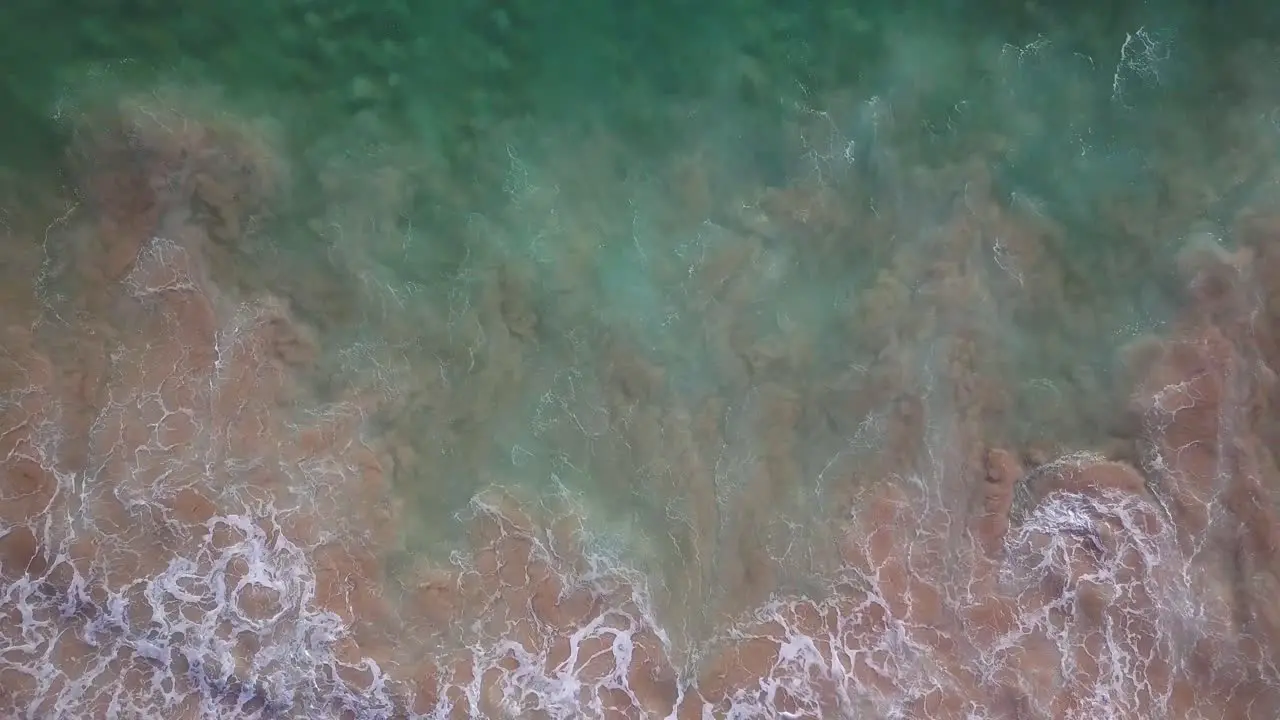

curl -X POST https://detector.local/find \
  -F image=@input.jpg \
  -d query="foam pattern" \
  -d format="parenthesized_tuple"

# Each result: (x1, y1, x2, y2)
(4, 89, 1280, 720)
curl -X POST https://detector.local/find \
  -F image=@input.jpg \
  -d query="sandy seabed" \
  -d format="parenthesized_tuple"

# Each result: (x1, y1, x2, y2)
(5, 72, 1280, 720)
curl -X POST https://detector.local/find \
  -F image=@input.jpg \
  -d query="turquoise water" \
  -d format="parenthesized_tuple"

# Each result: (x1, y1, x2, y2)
(3, 2, 1280, 718)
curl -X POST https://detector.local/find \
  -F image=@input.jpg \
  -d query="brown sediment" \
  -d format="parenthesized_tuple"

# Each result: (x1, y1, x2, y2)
(4, 86, 1280, 720)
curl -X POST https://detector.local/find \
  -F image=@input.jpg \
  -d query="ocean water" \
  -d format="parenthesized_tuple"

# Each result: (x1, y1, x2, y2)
(3, 2, 1280, 718)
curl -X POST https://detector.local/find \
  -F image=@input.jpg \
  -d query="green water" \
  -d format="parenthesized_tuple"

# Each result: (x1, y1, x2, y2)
(0, 3, 1265, 163)
(4, 2, 1280, 714)
(2, 0, 1269, 569)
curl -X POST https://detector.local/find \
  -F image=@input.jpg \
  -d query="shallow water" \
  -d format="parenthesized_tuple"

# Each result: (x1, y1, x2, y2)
(3, 3, 1280, 718)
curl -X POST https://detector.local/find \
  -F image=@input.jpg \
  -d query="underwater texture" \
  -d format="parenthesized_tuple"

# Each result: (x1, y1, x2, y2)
(4, 3, 1280, 718)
